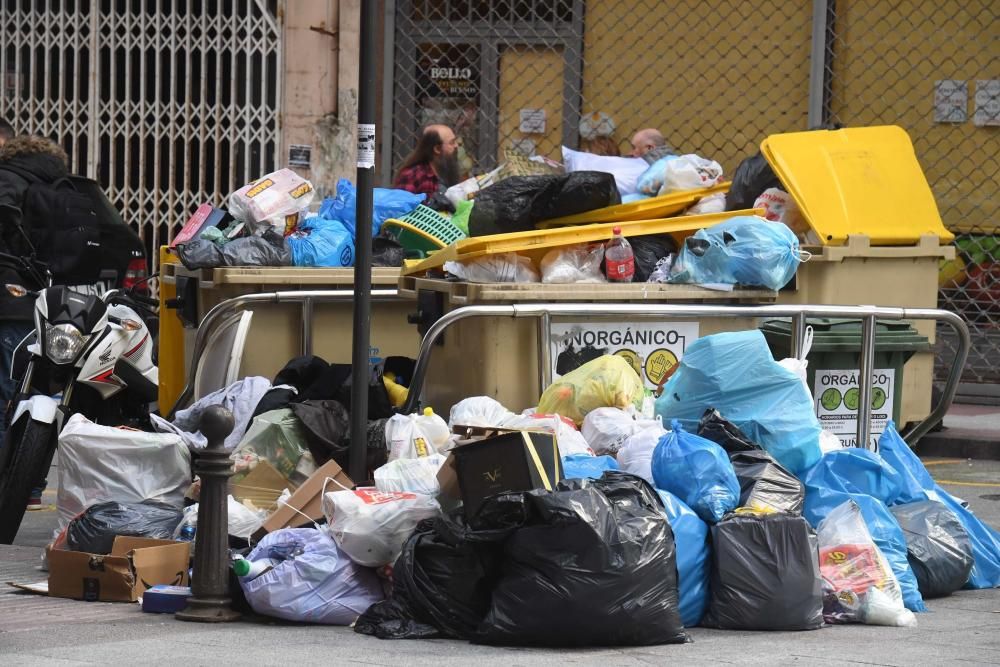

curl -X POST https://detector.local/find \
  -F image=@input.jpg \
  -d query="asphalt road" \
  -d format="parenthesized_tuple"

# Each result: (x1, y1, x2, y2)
(2, 457, 999, 666)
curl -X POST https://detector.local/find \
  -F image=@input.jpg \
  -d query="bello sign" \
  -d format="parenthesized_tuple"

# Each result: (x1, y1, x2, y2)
(549, 321, 700, 391)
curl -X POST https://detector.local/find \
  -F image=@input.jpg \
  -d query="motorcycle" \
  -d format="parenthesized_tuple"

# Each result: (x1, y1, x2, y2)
(0, 263, 159, 543)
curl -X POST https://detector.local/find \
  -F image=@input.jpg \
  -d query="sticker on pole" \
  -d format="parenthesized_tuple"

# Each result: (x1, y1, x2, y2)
(357, 123, 376, 169)
(549, 321, 700, 391)
(814, 368, 895, 451)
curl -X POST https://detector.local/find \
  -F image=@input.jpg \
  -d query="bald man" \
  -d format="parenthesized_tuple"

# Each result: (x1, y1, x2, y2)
(629, 128, 667, 158)
(394, 124, 461, 196)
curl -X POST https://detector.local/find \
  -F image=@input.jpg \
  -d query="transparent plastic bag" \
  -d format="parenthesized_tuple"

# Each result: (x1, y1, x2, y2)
(374, 454, 447, 495)
(231, 409, 316, 486)
(539, 243, 606, 284)
(323, 488, 441, 567)
(684, 192, 727, 216)
(501, 411, 594, 457)
(639, 154, 722, 196)
(227, 168, 315, 227)
(538, 355, 645, 426)
(444, 253, 539, 283)
(448, 396, 515, 428)
(817, 500, 916, 627)
(385, 412, 450, 461)
(174, 495, 267, 540)
(580, 407, 658, 456)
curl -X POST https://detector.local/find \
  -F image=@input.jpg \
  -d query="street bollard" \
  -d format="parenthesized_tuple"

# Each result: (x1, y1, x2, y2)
(176, 405, 241, 623)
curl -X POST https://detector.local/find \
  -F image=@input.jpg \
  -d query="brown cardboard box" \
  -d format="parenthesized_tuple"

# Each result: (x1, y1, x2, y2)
(251, 459, 354, 542)
(47, 537, 190, 602)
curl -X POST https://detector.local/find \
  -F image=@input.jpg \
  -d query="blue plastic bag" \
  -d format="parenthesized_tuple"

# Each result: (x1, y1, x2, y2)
(657, 490, 709, 627)
(879, 423, 1000, 589)
(636, 155, 679, 195)
(668, 216, 801, 290)
(287, 217, 354, 267)
(801, 455, 926, 612)
(562, 454, 619, 480)
(318, 179, 425, 237)
(651, 421, 739, 524)
(655, 330, 822, 474)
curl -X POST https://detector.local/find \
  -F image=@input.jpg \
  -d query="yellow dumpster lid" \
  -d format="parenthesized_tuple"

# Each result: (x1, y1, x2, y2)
(536, 182, 730, 228)
(761, 125, 954, 246)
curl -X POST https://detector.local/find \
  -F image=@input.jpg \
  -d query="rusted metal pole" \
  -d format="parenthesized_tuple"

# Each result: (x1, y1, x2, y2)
(176, 405, 240, 623)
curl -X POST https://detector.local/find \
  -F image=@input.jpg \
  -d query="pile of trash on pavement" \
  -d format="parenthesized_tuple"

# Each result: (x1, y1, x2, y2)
(13, 327, 1000, 648)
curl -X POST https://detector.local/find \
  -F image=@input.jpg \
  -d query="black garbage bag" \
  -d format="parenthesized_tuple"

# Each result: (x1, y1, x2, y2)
(289, 399, 351, 466)
(67, 501, 184, 554)
(627, 235, 677, 283)
(555, 342, 606, 376)
(423, 192, 456, 214)
(729, 450, 805, 515)
(725, 152, 782, 212)
(469, 172, 620, 236)
(890, 500, 974, 598)
(475, 471, 688, 647)
(372, 234, 407, 267)
(702, 512, 823, 631)
(176, 239, 224, 270)
(697, 408, 762, 454)
(355, 510, 515, 640)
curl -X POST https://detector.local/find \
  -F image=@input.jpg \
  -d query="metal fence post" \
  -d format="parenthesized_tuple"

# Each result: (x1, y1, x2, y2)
(176, 405, 240, 623)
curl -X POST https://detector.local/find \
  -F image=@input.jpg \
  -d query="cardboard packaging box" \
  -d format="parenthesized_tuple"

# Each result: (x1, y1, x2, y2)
(251, 459, 354, 542)
(440, 428, 562, 519)
(47, 537, 190, 602)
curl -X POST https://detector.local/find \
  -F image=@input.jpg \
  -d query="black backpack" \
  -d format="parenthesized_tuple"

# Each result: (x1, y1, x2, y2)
(0, 164, 104, 285)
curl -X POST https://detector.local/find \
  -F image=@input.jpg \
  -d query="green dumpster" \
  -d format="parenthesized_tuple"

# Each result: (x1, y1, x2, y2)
(760, 319, 930, 449)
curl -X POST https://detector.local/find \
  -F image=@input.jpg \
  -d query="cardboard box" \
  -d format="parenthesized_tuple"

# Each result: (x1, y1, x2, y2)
(231, 460, 293, 511)
(251, 459, 354, 542)
(47, 537, 190, 602)
(443, 429, 562, 519)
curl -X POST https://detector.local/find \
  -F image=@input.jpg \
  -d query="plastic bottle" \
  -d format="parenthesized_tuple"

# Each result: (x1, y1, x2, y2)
(416, 407, 451, 454)
(232, 557, 280, 580)
(605, 226, 635, 283)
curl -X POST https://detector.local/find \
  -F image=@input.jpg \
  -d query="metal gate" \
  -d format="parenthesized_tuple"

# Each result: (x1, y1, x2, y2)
(385, 0, 999, 391)
(0, 0, 283, 269)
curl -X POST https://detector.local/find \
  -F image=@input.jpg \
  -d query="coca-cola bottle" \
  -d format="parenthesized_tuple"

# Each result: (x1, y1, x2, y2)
(605, 226, 635, 282)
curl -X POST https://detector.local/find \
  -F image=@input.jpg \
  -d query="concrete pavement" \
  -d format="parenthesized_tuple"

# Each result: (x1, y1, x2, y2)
(2, 457, 999, 666)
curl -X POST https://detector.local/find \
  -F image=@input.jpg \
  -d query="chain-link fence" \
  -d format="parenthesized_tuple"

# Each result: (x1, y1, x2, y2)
(383, 0, 998, 389)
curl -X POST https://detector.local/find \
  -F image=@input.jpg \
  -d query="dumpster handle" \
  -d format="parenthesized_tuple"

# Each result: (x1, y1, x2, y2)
(401, 303, 969, 451)
(168, 288, 399, 419)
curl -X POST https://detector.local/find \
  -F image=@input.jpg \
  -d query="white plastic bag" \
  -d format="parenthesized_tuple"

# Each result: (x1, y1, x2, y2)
(581, 407, 640, 455)
(385, 412, 450, 461)
(57, 414, 191, 529)
(753, 188, 808, 236)
(240, 527, 383, 625)
(174, 495, 266, 540)
(374, 454, 447, 495)
(659, 154, 723, 195)
(323, 488, 440, 567)
(646, 255, 675, 284)
(227, 168, 315, 229)
(616, 422, 668, 484)
(684, 192, 727, 216)
(449, 396, 516, 428)
(561, 146, 649, 197)
(540, 243, 606, 284)
(445, 176, 481, 208)
(817, 500, 917, 627)
(444, 253, 539, 283)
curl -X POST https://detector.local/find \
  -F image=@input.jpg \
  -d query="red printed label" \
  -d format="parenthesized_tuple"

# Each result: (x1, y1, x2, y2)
(354, 488, 417, 504)
(606, 257, 635, 281)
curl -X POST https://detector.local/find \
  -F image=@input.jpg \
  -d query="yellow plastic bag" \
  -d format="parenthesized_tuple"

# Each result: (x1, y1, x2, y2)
(538, 355, 644, 426)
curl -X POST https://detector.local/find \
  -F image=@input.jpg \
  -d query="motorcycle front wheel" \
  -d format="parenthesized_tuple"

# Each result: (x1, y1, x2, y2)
(0, 418, 56, 544)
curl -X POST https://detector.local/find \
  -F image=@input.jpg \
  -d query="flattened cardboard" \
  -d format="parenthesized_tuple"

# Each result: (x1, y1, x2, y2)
(231, 460, 294, 510)
(47, 536, 190, 602)
(251, 459, 354, 542)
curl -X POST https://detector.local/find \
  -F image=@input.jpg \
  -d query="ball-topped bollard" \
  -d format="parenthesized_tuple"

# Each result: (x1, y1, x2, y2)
(176, 405, 241, 623)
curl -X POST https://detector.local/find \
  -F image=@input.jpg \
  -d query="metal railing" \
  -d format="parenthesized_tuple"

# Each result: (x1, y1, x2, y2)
(168, 288, 399, 419)
(400, 303, 971, 447)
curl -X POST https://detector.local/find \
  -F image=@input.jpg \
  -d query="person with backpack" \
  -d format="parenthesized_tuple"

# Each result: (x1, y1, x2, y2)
(0, 135, 77, 508)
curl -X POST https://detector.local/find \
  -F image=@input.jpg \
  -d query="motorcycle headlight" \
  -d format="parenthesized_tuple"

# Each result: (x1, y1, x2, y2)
(45, 323, 87, 364)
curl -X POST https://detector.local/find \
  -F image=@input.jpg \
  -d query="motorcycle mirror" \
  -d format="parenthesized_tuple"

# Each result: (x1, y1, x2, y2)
(120, 318, 143, 331)
(5, 284, 27, 297)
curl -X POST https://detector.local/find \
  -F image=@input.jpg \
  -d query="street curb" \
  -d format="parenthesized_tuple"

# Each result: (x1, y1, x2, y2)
(916, 432, 1000, 461)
